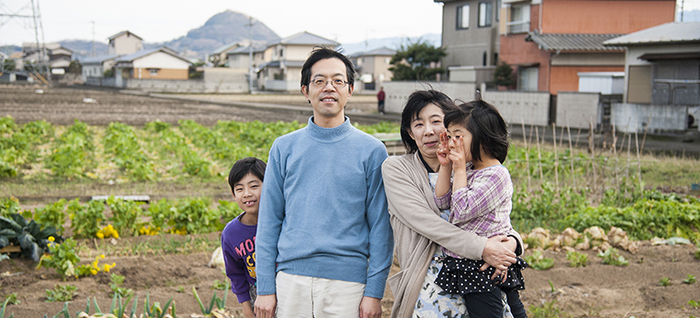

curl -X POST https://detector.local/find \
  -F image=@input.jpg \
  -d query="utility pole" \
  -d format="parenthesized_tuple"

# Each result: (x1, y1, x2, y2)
(247, 16, 255, 93)
(91, 21, 95, 57)
(30, 0, 49, 84)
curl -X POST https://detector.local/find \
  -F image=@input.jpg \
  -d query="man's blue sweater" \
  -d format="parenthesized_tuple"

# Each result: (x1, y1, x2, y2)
(256, 117, 394, 299)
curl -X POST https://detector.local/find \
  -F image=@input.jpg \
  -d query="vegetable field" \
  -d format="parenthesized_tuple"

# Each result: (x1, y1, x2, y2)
(1, 85, 699, 317)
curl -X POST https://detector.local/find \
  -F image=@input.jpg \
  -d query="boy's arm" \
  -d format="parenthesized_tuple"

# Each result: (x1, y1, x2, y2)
(363, 153, 394, 299)
(222, 233, 252, 303)
(240, 300, 255, 318)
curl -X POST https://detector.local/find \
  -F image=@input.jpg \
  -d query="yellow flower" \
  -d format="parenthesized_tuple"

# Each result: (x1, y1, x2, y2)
(48, 236, 55, 242)
(103, 264, 111, 272)
(113, 231, 119, 239)
(100, 254, 105, 259)
(90, 269, 97, 275)
(96, 232, 104, 239)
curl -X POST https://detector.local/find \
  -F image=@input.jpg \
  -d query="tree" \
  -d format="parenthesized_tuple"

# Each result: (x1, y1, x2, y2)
(493, 62, 516, 88)
(66, 60, 82, 74)
(1, 59, 16, 72)
(389, 39, 447, 81)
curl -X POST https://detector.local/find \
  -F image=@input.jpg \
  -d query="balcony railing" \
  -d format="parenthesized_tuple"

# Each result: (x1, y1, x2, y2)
(506, 20, 530, 34)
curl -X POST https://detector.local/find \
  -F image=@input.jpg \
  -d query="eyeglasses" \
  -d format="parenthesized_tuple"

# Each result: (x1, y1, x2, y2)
(311, 78, 349, 89)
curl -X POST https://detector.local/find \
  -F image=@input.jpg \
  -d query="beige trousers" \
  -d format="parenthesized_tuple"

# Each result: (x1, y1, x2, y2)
(276, 271, 365, 318)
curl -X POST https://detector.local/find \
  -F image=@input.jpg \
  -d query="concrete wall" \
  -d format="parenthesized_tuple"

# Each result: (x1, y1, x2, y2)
(448, 66, 495, 84)
(87, 67, 248, 93)
(557, 92, 600, 129)
(265, 79, 299, 91)
(611, 103, 688, 133)
(382, 81, 478, 114)
(482, 90, 550, 126)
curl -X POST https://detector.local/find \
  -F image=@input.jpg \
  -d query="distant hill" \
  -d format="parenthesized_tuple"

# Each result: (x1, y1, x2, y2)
(677, 9, 700, 22)
(339, 34, 441, 56)
(59, 40, 109, 60)
(155, 10, 280, 59)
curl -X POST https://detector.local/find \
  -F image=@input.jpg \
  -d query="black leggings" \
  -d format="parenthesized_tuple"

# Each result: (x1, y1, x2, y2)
(463, 286, 527, 318)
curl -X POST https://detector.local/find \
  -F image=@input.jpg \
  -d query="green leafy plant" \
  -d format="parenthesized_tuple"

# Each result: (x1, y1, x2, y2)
(106, 196, 142, 237)
(192, 285, 227, 316)
(144, 292, 175, 318)
(0, 297, 14, 318)
(108, 293, 137, 318)
(659, 277, 671, 286)
(598, 248, 628, 266)
(0, 213, 60, 262)
(45, 284, 77, 302)
(528, 300, 570, 318)
(210, 280, 227, 291)
(2, 294, 18, 306)
(169, 197, 217, 234)
(37, 238, 79, 279)
(33, 199, 67, 236)
(109, 274, 134, 298)
(523, 250, 554, 270)
(68, 199, 105, 239)
(683, 274, 696, 284)
(566, 251, 588, 267)
(689, 299, 699, 308)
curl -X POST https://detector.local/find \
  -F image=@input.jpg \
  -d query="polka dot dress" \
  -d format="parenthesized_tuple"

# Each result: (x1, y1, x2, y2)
(434, 256, 528, 295)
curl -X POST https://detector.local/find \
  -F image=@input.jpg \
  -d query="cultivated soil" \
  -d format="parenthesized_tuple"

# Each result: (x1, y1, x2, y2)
(1, 85, 699, 317)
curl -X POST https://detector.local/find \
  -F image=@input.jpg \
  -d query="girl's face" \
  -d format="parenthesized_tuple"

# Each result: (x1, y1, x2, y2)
(408, 103, 446, 159)
(447, 122, 473, 163)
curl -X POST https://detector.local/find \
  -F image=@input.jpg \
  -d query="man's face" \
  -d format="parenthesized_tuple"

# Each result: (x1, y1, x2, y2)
(302, 58, 353, 122)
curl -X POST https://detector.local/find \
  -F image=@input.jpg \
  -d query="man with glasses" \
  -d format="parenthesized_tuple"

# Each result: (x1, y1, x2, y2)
(254, 47, 393, 318)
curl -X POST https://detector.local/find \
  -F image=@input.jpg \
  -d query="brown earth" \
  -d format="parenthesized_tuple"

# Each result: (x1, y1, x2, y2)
(1, 85, 699, 317)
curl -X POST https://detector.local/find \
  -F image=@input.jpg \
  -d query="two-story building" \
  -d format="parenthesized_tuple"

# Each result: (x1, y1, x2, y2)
(108, 31, 144, 56)
(114, 47, 192, 82)
(257, 31, 339, 91)
(498, 0, 676, 94)
(350, 47, 396, 90)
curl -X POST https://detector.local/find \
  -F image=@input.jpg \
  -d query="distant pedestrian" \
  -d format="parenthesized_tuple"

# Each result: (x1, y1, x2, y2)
(377, 87, 386, 115)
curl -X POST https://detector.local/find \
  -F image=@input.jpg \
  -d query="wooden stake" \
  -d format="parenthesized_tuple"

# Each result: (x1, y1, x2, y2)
(521, 118, 531, 192)
(552, 123, 559, 192)
(535, 126, 544, 181)
(566, 117, 576, 189)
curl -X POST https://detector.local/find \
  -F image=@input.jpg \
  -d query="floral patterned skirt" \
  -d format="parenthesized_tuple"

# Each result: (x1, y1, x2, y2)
(412, 250, 514, 318)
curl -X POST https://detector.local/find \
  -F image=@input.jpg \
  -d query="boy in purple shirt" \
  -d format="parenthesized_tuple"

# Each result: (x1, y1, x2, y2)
(221, 157, 266, 318)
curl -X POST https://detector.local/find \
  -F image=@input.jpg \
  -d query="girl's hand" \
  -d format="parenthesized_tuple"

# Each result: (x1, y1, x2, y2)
(437, 132, 452, 167)
(448, 135, 468, 171)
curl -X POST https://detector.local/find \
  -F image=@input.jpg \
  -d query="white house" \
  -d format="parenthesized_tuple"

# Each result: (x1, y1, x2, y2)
(114, 47, 192, 82)
(108, 31, 144, 56)
(258, 31, 339, 91)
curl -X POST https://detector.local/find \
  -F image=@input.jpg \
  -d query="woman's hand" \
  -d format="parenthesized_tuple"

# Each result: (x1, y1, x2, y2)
(481, 235, 516, 272)
(437, 132, 452, 167)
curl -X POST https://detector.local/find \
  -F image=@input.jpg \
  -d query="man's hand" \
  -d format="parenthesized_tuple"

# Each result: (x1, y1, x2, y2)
(254, 294, 276, 318)
(481, 235, 516, 272)
(359, 296, 382, 318)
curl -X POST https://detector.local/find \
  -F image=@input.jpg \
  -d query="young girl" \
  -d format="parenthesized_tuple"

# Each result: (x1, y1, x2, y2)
(433, 98, 527, 318)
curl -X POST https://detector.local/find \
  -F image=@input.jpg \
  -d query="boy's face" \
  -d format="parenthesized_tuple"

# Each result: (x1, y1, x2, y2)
(232, 173, 263, 216)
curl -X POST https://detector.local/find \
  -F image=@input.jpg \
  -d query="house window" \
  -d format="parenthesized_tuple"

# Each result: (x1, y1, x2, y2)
(149, 69, 159, 76)
(518, 66, 538, 91)
(385, 57, 391, 64)
(279, 48, 284, 58)
(479, 2, 493, 27)
(508, 4, 530, 33)
(457, 4, 470, 29)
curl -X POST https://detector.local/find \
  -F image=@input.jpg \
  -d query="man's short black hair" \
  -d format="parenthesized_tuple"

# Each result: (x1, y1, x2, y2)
(228, 157, 266, 192)
(300, 46, 355, 93)
(444, 100, 510, 163)
(400, 90, 456, 154)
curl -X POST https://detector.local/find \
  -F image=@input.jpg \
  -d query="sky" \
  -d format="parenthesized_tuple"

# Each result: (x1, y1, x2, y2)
(0, 0, 445, 46)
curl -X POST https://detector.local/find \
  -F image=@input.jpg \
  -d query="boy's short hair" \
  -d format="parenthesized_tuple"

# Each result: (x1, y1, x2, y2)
(228, 157, 266, 192)
(444, 100, 509, 163)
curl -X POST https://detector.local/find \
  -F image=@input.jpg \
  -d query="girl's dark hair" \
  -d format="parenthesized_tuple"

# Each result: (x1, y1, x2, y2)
(443, 99, 509, 163)
(400, 90, 456, 154)
(228, 157, 266, 191)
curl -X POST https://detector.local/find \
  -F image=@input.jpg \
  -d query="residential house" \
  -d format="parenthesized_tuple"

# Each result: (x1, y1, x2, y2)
(604, 22, 700, 132)
(81, 54, 119, 80)
(209, 42, 241, 67)
(227, 44, 267, 69)
(350, 47, 396, 90)
(108, 31, 143, 56)
(498, 0, 676, 94)
(434, 0, 500, 69)
(114, 47, 192, 84)
(258, 31, 339, 91)
(21, 43, 74, 74)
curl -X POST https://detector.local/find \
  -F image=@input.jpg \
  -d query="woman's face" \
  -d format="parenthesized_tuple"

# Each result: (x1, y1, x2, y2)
(408, 103, 446, 159)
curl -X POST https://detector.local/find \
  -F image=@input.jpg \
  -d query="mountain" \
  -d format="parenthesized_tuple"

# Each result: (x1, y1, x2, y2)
(59, 40, 109, 60)
(339, 34, 441, 56)
(156, 10, 280, 59)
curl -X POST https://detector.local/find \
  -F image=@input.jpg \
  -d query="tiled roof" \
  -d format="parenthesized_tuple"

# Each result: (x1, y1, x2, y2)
(525, 33, 625, 51)
(80, 54, 119, 64)
(351, 47, 396, 57)
(269, 31, 339, 46)
(108, 31, 143, 41)
(115, 47, 190, 64)
(228, 45, 266, 54)
(604, 22, 700, 46)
